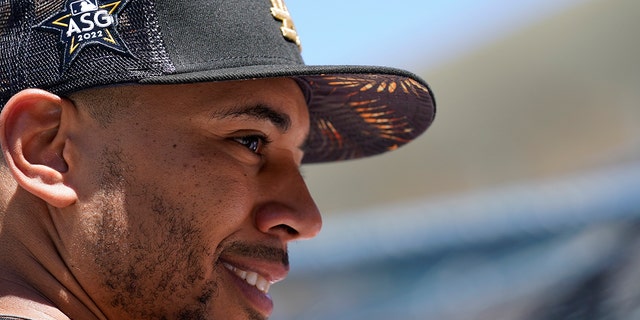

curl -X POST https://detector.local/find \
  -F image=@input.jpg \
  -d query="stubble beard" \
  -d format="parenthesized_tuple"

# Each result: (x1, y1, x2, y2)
(90, 146, 218, 319)
(90, 146, 280, 320)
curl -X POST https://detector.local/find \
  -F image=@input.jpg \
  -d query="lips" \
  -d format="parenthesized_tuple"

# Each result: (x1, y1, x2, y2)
(218, 241, 290, 316)
(220, 256, 289, 316)
(223, 262, 272, 293)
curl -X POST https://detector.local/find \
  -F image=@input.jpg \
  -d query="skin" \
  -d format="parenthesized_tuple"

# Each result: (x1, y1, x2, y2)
(0, 78, 322, 319)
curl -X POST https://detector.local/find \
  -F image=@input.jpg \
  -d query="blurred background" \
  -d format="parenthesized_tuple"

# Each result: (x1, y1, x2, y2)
(272, 0, 640, 319)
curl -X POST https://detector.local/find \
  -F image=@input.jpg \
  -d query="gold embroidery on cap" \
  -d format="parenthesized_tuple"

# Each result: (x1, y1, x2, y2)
(270, 0, 301, 50)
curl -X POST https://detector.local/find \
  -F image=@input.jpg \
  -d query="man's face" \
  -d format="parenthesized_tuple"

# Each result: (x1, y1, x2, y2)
(60, 78, 321, 319)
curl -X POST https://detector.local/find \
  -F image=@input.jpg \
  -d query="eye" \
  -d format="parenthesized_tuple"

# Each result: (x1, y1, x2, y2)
(232, 135, 269, 154)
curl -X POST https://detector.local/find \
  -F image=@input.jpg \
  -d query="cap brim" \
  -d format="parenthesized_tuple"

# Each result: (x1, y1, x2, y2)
(139, 64, 436, 164)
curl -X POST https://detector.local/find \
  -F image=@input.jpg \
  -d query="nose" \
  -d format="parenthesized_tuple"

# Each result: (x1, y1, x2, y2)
(254, 159, 322, 242)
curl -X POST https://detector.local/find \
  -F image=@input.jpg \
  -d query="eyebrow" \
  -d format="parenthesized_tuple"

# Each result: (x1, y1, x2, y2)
(211, 104, 292, 133)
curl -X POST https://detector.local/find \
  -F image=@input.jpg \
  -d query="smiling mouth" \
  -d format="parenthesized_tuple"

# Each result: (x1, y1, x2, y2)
(223, 263, 272, 294)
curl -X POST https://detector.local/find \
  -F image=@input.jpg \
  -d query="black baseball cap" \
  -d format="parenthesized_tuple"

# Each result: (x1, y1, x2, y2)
(0, 0, 435, 164)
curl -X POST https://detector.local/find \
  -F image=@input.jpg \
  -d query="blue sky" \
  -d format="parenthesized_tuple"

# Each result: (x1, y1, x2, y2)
(287, 0, 590, 71)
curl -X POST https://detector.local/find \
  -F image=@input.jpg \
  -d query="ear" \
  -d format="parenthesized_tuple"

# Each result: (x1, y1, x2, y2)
(0, 89, 78, 208)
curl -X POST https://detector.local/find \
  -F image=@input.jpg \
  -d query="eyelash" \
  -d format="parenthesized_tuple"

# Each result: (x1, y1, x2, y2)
(232, 134, 270, 154)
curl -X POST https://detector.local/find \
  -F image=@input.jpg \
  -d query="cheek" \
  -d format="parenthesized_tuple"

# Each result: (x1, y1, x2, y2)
(74, 167, 248, 316)
(69, 138, 257, 315)
(168, 140, 257, 221)
(150, 151, 255, 229)
(104, 127, 256, 247)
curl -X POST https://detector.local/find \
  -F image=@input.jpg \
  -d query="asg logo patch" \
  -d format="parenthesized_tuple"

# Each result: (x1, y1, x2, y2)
(34, 0, 133, 73)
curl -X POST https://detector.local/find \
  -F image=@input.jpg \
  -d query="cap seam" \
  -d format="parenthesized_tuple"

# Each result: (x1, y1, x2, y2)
(178, 55, 300, 65)
(173, 55, 302, 72)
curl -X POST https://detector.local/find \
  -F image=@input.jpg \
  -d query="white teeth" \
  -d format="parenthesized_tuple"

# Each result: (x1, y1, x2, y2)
(245, 272, 258, 286)
(223, 263, 272, 294)
(256, 277, 269, 292)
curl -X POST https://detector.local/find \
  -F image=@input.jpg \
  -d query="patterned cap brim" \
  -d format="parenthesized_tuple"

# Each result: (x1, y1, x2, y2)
(298, 73, 434, 163)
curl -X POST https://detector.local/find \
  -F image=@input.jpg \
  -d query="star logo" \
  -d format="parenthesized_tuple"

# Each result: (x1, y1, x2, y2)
(34, 0, 133, 74)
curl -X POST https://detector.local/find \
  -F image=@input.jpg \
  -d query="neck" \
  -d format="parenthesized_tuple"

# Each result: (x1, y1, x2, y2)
(0, 188, 103, 320)
(0, 278, 68, 320)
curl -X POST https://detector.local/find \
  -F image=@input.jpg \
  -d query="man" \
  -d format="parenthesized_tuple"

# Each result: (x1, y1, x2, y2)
(0, 0, 435, 319)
